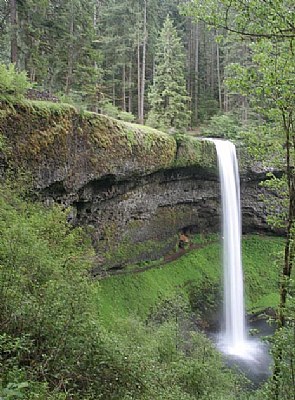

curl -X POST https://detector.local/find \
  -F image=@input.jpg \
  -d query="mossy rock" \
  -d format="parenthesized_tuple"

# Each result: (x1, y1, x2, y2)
(0, 100, 220, 192)
(0, 101, 185, 191)
(174, 135, 217, 172)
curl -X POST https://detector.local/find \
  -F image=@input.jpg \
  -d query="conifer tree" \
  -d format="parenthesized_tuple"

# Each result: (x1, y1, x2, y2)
(147, 16, 190, 132)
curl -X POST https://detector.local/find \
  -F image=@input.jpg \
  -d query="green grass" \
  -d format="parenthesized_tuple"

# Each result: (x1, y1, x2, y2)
(96, 235, 284, 328)
(96, 243, 221, 327)
(242, 235, 283, 311)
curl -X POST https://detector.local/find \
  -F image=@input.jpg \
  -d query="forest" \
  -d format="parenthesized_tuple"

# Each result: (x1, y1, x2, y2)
(0, 0, 295, 399)
(0, 0, 251, 127)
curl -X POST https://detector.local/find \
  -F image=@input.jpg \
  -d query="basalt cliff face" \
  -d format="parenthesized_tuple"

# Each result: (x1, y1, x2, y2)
(0, 102, 278, 272)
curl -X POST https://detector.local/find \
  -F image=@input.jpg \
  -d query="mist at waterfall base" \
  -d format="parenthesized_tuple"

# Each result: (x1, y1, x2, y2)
(211, 139, 273, 384)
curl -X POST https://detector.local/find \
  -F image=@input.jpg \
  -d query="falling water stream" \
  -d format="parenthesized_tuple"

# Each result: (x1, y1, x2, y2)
(212, 139, 267, 364)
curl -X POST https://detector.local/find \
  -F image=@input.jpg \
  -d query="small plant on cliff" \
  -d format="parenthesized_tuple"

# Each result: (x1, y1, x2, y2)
(100, 99, 135, 122)
(0, 64, 31, 100)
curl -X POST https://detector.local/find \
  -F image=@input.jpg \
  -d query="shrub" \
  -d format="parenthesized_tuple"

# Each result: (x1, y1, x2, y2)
(0, 64, 31, 99)
(100, 100, 135, 122)
(100, 100, 120, 118)
(0, 185, 97, 397)
(118, 110, 135, 123)
(201, 113, 241, 139)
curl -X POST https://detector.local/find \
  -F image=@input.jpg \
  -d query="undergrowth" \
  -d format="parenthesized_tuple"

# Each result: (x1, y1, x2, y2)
(97, 234, 284, 328)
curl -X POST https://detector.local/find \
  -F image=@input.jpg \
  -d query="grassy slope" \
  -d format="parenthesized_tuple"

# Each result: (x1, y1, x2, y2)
(243, 235, 283, 311)
(97, 235, 284, 327)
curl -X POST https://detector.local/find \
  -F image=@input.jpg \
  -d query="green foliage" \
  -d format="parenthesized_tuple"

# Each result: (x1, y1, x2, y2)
(119, 110, 136, 123)
(0, 64, 31, 100)
(100, 316, 248, 400)
(260, 173, 288, 229)
(182, 1, 295, 39)
(0, 381, 29, 399)
(238, 123, 284, 166)
(0, 185, 99, 395)
(100, 100, 121, 118)
(173, 333, 245, 399)
(255, 317, 295, 400)
(201, 113, 242, 139)
(100, 100, 135, 122)
(197, 96, 220, 124)
(225, 39, 295, 121)
(242, 236, 283, 311)
(147, 16, 191, 133)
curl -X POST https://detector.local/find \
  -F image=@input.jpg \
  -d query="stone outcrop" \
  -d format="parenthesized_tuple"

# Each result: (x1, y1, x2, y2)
(0, 101, 281, 272)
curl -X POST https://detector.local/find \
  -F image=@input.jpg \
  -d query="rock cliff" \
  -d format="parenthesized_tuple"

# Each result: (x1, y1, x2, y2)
(0, 101, 279, 272)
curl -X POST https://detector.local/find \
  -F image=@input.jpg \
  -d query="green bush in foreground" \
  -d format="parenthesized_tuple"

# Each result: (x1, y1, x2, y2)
(0, 185, 96, 398)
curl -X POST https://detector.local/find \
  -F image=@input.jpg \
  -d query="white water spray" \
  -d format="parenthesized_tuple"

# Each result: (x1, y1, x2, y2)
(212, 139, 261, 359)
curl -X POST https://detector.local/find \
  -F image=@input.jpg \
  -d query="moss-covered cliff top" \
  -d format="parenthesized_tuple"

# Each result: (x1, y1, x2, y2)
(0, 100, 217, 191)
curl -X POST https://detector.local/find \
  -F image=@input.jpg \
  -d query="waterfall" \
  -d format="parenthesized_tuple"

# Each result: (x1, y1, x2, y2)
(212, 139, 259, 359)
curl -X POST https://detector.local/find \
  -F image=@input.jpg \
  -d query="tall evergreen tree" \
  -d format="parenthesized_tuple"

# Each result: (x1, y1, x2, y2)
(147, 16, 190, 132)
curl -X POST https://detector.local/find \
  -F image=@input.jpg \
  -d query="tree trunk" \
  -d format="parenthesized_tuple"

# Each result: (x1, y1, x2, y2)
(187, 21, 192, 103)
(93, 0, 101, 27)
(224, 47, 229, 112)
(205, 31, 210, 92)
(216, 42, 222, 111)
(242, 96, 248, 124)
(10, 0, 17, 64)
(210, 33, 215, 97)
(273, 111, 295, 400)
(122, 63, 126, 111)
(137, 34, 141, 121)
(194, 22, 199, 124)
(139, 0, 147, 124)
(65, 1, 74, 95)
(112, 71, 116, 105)
(128, 61, 132, 113)
(93, 1, 100, 113)
(30, 68, 36, 82)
